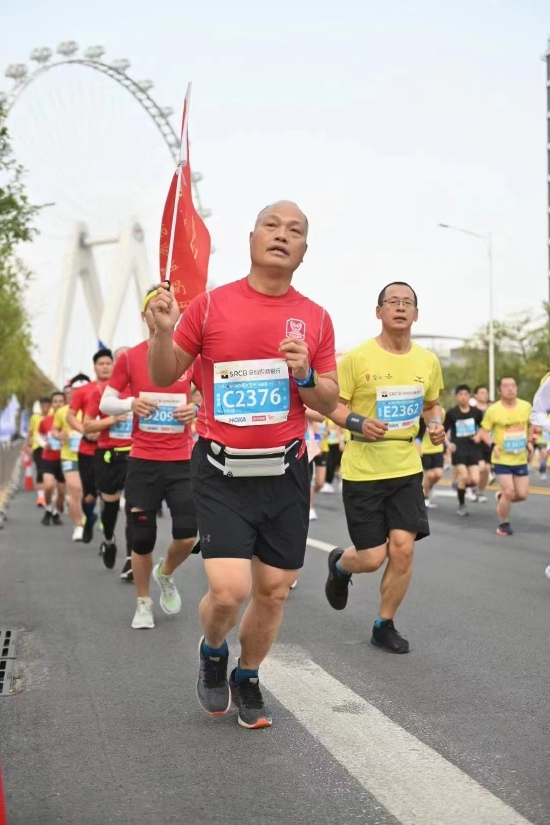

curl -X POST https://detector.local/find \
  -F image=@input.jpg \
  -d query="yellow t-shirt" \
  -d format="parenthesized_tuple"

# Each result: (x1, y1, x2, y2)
(29, 413, 45, 450)
(421, 407, 446, 455)
(338, 339, 444, 481)
(481, 399, 532, 466)
(53, 405, 82, 462)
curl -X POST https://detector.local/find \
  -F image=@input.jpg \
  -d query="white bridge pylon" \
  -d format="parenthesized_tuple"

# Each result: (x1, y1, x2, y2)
(51, 217, 151, 386)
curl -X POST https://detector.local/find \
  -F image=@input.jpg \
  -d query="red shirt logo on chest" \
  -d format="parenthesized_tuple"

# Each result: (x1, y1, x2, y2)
(286, 318, 306, 340)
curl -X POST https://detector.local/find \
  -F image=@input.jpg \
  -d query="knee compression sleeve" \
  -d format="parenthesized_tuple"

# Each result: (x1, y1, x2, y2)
(171, 513, 197, 541)
(131, 510, 157, 555)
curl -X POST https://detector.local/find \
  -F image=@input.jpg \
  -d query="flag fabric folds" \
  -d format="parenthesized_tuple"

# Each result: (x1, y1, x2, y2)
(159, 83, 211, 312)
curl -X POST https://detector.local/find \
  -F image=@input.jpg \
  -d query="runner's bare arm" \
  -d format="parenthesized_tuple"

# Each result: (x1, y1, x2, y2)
(305, 407, 327, 424)
(297, 370, 339, 417)
(478, 427, 492, 445)
(328, 399, 388, 441)
(66, 409, 84, 434)
(422, 399, 445, 446)
(147, 287, 195, 386)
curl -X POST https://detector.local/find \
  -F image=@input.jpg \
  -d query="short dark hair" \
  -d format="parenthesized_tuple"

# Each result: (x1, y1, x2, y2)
(474, 385, 488, 394)
(498, 375, 516, 389)
(93, 348, 113, 364)
(455, 384, 471, 394)
(50, 391, 65, 402)
(39, 396, 51, 405)
(377, 282, 418, 307)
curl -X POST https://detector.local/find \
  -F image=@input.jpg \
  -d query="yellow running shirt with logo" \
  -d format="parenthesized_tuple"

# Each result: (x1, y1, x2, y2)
(53, 405, 82, 463)
(28, 413, 46, 450)
(481, 399, 532, 466)
(338, 339, 444, 481)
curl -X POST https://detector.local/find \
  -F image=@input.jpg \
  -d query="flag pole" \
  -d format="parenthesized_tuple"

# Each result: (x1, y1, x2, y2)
(163, 83, 191, 285)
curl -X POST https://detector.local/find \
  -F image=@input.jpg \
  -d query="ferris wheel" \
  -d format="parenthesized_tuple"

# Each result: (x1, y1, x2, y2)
(2, 40, 212, 384)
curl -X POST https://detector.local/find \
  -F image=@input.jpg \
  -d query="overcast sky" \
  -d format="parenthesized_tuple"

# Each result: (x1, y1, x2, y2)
(2, 0, 549, 383)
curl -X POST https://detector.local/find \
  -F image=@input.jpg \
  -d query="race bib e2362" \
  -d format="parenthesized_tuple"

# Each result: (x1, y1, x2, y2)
(213, 359, 290, 426)
(109, 413, 133, 440)
(375, 385, 424, 431)
(503, 425, 527, 454)
(138, 393, 186, 433)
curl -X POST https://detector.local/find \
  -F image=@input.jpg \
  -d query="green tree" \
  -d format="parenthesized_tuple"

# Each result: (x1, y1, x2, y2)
(441, 308, 550, 405)
(0, 101, 39, 408)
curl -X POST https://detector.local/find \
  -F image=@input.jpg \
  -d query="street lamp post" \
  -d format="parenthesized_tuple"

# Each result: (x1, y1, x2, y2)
(438, 224, 495, 401)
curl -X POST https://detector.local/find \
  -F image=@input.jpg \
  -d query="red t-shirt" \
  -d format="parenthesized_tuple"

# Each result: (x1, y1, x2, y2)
(173, 278, 336, 449)
(85, 382, 133, 450)
(39, 415, 61, 461)
(70, 383, 98, 456)
(108, 340, 198, 462)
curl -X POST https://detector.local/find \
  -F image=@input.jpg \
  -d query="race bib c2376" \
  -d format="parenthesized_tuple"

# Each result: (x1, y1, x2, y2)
(213, 359, 290, 427)
(375, 385, 424, 431)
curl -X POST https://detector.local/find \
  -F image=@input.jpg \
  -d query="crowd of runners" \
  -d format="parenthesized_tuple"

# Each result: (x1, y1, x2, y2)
(21, 200, 550, 729)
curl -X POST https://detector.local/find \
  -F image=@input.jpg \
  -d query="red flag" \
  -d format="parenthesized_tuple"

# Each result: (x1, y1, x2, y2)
(159, 84, 211, 312)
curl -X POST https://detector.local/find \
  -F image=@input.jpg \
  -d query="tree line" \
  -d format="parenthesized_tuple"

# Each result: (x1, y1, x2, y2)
(0, 102, 54, 410)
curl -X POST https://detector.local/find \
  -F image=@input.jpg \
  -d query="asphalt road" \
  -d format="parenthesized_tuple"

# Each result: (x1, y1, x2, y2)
(0, 478, 549, 825)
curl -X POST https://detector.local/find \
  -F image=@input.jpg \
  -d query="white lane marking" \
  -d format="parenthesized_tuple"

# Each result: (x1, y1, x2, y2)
(306, 537, 333, 553)
(263, 645, 533, 825)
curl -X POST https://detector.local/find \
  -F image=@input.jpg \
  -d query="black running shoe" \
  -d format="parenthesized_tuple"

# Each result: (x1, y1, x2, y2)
(41, 510, 52, 526)
(82, 513, 96, 545)
(229, 668, 272, 729)
(325, 547, 351, 610)
(101, 540, 117, 570)
(196, 636, 230, 716)
(371, 620, 409, 654)
(119, 557, 133, 581)
(51, 512, 62, 526)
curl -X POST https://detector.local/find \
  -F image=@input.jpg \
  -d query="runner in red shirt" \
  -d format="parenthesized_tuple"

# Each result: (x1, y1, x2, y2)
(148, 200, 338, 729)
(38, 391, 67, 526)
(67, 350, 114, 543)
(100, 288, 201, 629)
(83, 347, 134, 575)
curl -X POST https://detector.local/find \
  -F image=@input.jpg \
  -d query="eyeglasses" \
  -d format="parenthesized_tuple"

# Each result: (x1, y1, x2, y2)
(381, 299, 416, 308)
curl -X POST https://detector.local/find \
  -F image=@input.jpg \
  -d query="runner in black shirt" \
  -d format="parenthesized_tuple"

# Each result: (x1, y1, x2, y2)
(444, 384, 483, 517)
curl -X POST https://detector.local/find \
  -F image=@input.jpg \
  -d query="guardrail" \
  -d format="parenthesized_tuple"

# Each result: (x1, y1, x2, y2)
(0, 439, 23, 529)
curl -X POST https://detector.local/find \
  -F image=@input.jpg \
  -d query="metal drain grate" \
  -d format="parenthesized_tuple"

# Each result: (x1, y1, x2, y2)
(0, 658, 14, 695)
(0, 629, 18, 695)
(0, 629, 17, 659)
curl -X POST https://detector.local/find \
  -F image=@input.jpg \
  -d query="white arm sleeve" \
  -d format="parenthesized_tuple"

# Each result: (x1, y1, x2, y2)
(99, 385, 134, 416)
(531, 379, 550, 431)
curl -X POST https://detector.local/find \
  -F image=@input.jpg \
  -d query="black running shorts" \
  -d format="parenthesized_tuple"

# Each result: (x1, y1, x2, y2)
(125, 457, 196, 529)
(33, 447, 44, 484)
(41, 459, 65, 484)
(452, 443, 482, 467)
(78, 452, 97, 498)
(421, 453, 444, 471)
(342, 472, 429, 550)
(95, 448, 130, 496)
(480, 442, 492, 464)
(191, 437, 310, 570)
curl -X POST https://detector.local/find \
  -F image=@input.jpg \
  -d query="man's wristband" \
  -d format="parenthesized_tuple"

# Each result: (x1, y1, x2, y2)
(294, 367, 317, 389)
(345, 413, 367, 434)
